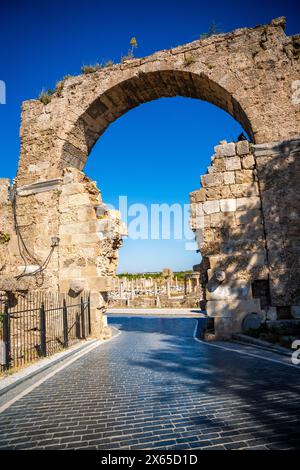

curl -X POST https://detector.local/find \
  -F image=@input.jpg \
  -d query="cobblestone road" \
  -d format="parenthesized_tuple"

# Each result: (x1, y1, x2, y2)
(0, 316, 300, 450)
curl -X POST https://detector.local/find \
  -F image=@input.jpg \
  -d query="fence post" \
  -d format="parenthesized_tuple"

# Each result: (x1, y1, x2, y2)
(3, 304, 11, 370)
(87, 295, 91, 335)
(81, 298, 86, 339)
(63, 299, 68, 347)
(75, 313, 81, 339)
(39, 302, 47, 357)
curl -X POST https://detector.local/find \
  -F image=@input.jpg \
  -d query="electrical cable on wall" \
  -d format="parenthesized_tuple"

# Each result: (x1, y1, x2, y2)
(11, 183, 58, 281)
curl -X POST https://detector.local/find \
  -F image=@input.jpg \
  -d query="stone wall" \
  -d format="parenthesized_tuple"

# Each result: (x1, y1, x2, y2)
(254, 139, 300, 308)
(190, 138, 300, 338)
(190, 140, 268, 337)
(0, 171, 126, 337)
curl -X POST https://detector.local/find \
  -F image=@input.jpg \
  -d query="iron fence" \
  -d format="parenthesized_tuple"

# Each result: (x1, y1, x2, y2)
(0, 292, 91, 372)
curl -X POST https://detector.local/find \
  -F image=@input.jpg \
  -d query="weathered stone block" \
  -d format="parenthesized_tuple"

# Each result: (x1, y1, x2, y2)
(0, 179, 10, 205)
(80, 266, 98, 277)
(236, 140, 250, 155)
(209, 212, 223, 227)
(63, 193, 91, 207)
(206, 298, 261, 318)
(60, 267, 82, 278)
(220, 186, 233, 198)
(241, 154, 255, 169)
(69, 278, 86, 295)
(214, 142, 236, 157)
(235, 170, 253, 184)
(88, 276, 113, 292)
(236, 196, 261, 210)
(247, 251, 266, 266)
(207, 282, 250, 301)
(203, 200, 220, 214)
(235, 209, 262, 225)
(214, 317, 233, 339)
(205, 186, 222, 200)
(212, 158, 226, 172)
(220, 198, 237, 212)
(61, 183, 85, 196)
(0, 276, 31, 292)
(201, 173, 223, 187)
(71, 233, 102, 244)
(204, 228, 214, 242)
(230, 183, 259, 198)
(190, 188, 206, 203)
(223, 171, 235, 185)
(225, 157, 241, 171)
(78, 206, 97, 222)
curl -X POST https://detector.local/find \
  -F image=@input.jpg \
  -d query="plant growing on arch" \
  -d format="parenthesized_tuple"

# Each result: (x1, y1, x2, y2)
(0, 231, 10, 244)
(130, 37, 138, 56)
(121, 37, 138, 62)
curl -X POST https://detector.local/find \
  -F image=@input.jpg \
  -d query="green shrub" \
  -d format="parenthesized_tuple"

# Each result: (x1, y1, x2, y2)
(104, 60, 114, 67)
(0, 231, 10, 244)
(200, 21, 222, 40)
(121, 36, 138, 63)
(55, 81, 64, 97)
(39, 89, 55, 105)
(81, 63, 103, 74)
(55, 75, 74, 97)
(129, 37, 138, 56)
(184, 54, 196, 66)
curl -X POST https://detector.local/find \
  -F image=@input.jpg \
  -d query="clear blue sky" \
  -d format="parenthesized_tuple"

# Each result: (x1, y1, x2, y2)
(0, 1, 299, 273)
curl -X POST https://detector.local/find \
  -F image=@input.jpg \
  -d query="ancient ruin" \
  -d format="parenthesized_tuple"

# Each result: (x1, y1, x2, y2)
(0, 17, 299, 338)
(108, 272, 202, 309)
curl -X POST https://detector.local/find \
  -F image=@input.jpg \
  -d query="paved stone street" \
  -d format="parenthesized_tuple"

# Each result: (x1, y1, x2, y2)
(0, 316, 300, 450)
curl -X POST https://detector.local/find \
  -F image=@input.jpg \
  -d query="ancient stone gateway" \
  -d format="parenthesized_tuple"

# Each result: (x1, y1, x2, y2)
(0, 17, 299, 338)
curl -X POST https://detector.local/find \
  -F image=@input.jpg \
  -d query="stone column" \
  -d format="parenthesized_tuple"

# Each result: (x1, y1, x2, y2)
(166, 281, 171, 299)
(119, 281, 124, 299)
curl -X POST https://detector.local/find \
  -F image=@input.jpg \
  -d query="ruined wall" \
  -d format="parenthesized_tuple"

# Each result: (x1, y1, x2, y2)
(0, 179, 18, 285)
(190, 140, 268, 337)
(58, 168, 126, 334)
(0, 17, 299, 339)
(254, 139, 300, 311)
(0, 172, 126, 337)
(190, 138, 300, 337)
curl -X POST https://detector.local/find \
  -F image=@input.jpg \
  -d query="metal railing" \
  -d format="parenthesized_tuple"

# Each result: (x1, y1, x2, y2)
(0, 292, 91, 372)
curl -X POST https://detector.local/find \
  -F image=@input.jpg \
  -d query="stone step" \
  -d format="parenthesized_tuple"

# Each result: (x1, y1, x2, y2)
(232, 333, 291, 357)
(266, 320, 300, 335)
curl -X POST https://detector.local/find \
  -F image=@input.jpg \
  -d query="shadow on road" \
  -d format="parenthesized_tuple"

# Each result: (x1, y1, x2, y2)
(109, 316, 300, 449)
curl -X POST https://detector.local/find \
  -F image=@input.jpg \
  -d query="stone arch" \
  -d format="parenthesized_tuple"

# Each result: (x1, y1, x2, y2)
(17, 16, 300, 186)
(60, 70, 254, 171)
(1, 17, 298, 339)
